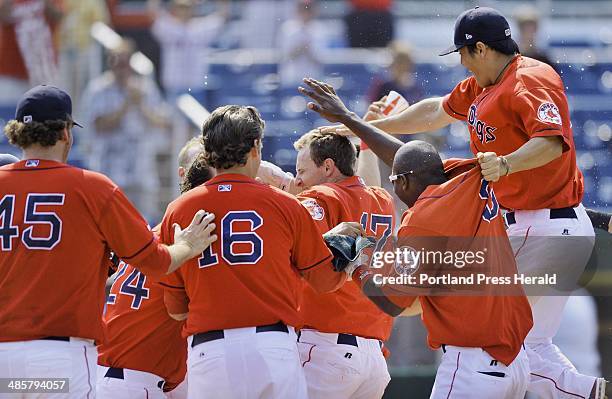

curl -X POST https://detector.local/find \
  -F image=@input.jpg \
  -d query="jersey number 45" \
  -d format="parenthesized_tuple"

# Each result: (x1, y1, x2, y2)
(0, 194, 64, 251)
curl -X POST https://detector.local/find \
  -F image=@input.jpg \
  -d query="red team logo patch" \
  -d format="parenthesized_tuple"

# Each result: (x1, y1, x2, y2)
(301, 199, 325, 221)
(537, 102, 562, 125)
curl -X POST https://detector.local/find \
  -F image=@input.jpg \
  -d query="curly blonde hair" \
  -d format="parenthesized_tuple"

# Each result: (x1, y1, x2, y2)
(4, 119, 69, 148)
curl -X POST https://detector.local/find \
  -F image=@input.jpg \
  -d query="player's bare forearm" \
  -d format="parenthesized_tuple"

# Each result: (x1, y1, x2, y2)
(369, 97, 454, 135)
(340, 112, 403, 168)
(168, 312, 188, 321)
(505, 136, 563, 174)
(298, 78, 402, 168)
(357, 148, 382, 187)
(479, 136, 564, 182)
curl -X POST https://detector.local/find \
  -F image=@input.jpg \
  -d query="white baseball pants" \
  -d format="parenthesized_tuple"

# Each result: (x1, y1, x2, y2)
(507, 203, 598, 398)
(186, 326, 307, 399)
(297, 329, 390, 399)
(430, 345, 530, 399)
(0, 338, 97, 398)
(96, 366, 167, 399)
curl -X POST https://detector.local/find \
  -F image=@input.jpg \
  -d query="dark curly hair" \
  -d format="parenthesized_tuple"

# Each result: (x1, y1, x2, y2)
(4, 119, 70, 148)
(201, 105, 264, 170)
(293, 130, 356, 176)
(180, 152, 216, 193)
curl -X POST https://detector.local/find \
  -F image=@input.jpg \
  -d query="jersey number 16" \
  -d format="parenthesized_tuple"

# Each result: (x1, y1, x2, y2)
(198, 211, 264, 268)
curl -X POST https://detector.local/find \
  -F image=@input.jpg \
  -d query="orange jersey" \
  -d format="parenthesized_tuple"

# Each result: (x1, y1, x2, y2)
(0, 160, 170, 343)
(98, 259, 186, 387)
(443, 55, 583, 210)
(298, 176, 395, 341)
(389, 159, 532, 365)
(159, 173, 343, 336)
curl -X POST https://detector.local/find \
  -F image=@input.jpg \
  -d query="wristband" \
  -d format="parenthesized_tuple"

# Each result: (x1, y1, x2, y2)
(359, 140, 369, 151)
(499, 156, 511, 176)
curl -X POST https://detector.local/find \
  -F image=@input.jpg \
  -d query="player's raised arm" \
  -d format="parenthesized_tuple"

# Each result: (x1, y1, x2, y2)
(299, 78, 403, 168)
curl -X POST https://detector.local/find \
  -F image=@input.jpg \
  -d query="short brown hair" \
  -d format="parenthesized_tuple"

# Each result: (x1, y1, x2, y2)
(201, 105, 264, 170)
(294, 130, 356, 176)
(180, 152, 215, 193)
(4, 119, 69, 149)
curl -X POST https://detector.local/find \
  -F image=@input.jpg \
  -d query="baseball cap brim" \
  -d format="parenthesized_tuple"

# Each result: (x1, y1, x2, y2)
(439, 44, 464, 56)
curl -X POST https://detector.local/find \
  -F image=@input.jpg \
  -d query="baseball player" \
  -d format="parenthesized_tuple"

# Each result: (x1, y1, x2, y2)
(0, 85, 217, 397)
(320, 6, 607, 398)
(158, 105, 361, 399)
(97, 138, 212, 398)
(299, 79, 534, 397)
(292, 130, 395, 399)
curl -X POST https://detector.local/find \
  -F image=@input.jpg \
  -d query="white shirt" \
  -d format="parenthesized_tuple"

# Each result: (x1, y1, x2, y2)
(152, 11, 224, 92)
(278, 19, 326, 87)
(81, 72, 165, 189)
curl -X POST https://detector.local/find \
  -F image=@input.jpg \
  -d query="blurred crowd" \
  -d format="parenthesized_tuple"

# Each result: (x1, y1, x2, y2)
(0, 0, 605, 379)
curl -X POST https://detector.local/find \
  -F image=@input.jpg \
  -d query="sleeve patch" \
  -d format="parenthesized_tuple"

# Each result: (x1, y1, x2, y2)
(537, 102, 562, 125)
(301, 199, 325, 221)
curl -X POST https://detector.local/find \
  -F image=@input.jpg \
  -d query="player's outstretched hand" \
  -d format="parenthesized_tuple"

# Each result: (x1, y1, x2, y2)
(326, 222, 366, 238)
(298, 78, 353, 124)
(173, 210, 217, 259)
(477, 152, 509, 182)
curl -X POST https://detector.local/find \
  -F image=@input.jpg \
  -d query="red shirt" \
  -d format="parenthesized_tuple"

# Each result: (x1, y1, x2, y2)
(0, 0, 61, 80)
(443, 56, 583, 210)
(98, 259, 186, 387)
(386, 159, 532, 365)
(0, 160, 170, 343)
(160, 174, 343, 336)
(298, 176, 395, 341)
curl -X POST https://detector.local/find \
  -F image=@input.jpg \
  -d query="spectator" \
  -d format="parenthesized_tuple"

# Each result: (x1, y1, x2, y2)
(58, 0, 109, 107)
(368, 41, 423, 105)
(81, 39, 171, 222)
(345, 0, 393, 48)
(278, 0, 325, 87)
(514, 4, 555, 67)
(0, 0, 63, 104)
(150, 0, 229, 102)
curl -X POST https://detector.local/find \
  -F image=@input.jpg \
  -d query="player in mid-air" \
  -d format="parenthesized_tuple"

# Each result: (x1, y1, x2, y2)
(299, 77, 534, 397)
(292, 130, 395, 399)
(97, 137, 212, 399)
(321, 6, 607, 398)
(158, 105, 362, 398)
(0, 86, 217, 396)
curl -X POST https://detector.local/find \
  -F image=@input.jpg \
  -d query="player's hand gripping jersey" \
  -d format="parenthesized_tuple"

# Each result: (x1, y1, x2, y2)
(443, 56, 582, 210)
(160, 174, 344, 336)
(363, 159, 533, 366)
(298, 175, 395, 341)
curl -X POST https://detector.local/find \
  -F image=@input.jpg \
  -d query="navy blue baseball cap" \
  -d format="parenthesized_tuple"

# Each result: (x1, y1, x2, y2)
(0, 153, 19, 166)
(15, 85, 82, 127)
(439, 7, 518, 56)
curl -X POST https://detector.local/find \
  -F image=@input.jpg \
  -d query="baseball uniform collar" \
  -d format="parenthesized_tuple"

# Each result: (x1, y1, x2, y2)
(204, 173, 258, 185)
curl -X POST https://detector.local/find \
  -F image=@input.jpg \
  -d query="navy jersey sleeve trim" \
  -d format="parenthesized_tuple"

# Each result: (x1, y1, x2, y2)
(119, 236, 155, 260)
(297, 254, 333, 271)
